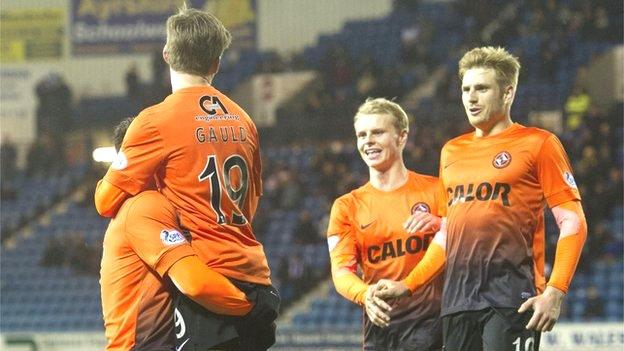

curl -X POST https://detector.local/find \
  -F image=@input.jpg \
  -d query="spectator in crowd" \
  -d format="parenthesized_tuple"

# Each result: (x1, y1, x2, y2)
(35, 72, 73, 139)
(1, 135, 18, 200)
(583, 286, 605, 320)
(293, 210, 321, 245)
(125, 63, 141, 102)
(565, 84, 591, 131)
(40, 235, 66, 267)
(26, 133, 63, 178)
(278, 167, 304, 209)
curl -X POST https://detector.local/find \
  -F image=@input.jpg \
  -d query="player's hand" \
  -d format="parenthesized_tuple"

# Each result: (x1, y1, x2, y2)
(518, 286, 565, 332)
(364, 284, 393, 328)
(403, 212, 441, 234)
(242, 285, 281, 327)
(374, 279, 411, 299)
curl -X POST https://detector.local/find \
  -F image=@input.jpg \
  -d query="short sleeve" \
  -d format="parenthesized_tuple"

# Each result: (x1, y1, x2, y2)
(327, 196, 359, 275)
(123, 192, 195, 277)
(536, 134, 581, 208)
(104, 115, 165, 196)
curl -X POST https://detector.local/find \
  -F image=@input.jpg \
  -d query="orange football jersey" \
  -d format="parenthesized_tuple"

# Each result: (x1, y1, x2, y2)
(103, 86, 270, 285)
(328, 171, 443, 324)
(100, 191, 195, 350)
(438, 123, 581, 316)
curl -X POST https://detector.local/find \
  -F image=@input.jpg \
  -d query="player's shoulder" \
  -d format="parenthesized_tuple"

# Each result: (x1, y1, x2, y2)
(137, 100, 170, 119)
(409, 171, 438, 184)
(129, 102, 171, 132)
(213, 87, 253, 118)
(514, 124, 555, 140)
(333, 183, 369, 208)
(442, 130, 473, 150)
(513, 124, 562, 153)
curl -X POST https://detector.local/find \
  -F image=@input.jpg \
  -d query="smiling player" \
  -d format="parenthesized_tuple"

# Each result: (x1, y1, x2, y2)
(375, 47, 587, 351)
(327, 98, 444, 350)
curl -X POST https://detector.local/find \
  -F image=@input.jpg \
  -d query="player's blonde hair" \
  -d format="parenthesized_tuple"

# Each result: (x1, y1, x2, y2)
(165, 4, 232, 76)
(354, 98, 409, 133)
(458, 46, 521, 89)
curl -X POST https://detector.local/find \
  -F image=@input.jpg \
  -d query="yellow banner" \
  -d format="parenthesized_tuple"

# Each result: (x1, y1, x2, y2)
(0, 8, 65, 62)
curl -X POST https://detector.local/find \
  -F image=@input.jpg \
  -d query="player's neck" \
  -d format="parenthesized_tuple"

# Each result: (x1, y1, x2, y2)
(474, 117, 513, 138)
(170, 69, 214, 92)
(369, 163, 408, 192)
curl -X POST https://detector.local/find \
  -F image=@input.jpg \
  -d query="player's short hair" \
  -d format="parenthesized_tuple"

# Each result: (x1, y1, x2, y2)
(113, 117, 135, 152)
(354, 98, 409, 133)
(458, 46, 521, 89)
(165, 5, 232, 76)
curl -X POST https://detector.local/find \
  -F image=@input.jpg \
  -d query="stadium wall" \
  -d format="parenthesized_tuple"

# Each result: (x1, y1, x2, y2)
(0, 0, 390, 150)
(256, 0, 392, 54)
(586, 45, 624, 108)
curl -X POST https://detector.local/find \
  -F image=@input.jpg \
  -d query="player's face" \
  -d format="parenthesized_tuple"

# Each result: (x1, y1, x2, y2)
(355, 113, 406, 172)
(461, 67, 511, 131)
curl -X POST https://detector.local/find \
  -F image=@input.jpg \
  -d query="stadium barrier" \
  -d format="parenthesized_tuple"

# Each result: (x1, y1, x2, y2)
(0, 323, 622, 350)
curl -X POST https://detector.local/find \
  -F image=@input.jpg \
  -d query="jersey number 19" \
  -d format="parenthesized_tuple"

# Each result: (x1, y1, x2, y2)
(198, 154, 249, 226)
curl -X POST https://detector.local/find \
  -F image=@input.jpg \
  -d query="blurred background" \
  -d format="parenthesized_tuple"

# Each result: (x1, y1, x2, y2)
(0, 0, 622, 350)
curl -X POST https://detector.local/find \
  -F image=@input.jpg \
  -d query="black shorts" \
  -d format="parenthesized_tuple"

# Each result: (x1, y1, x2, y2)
(442, 307, 540, 351)
(364, 315, 443, 351)
(173, 280, 277, 351)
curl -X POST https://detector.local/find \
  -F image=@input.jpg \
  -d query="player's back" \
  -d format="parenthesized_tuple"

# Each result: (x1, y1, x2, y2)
(126, 85, 269, 284)
(100, 191, 188, 350)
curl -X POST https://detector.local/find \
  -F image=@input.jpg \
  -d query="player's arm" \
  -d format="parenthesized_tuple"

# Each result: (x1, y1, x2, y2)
(327, 197, 368, 305)
(518, 134, 586, 332)
(375, 220, 447, 298)
(95, 116, 165, 217)
(547, 200, 587, 293)
(168, 256, 252, 316)
(519, 200, 587, 331)
(329, 240, 392, 328)
(327, 198, 392, 327)
(94, 116, 138, 217)
(94, 179, 131, 217)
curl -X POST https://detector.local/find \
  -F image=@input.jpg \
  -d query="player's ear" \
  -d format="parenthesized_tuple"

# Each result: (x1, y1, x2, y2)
(398, 129, 408, 147)
(208, 58, 221, 75)
(162, 46, 170, 64)
(503, 85, 515, 104)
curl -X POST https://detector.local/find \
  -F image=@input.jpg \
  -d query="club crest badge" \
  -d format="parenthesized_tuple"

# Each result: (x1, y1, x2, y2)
(411, 202, 430, 214)
(492, 151, 512, 169)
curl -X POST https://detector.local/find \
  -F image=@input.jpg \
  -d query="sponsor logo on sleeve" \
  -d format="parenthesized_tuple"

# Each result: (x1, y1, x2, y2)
(327, 235, 340, 252)
(160, 229, 187, 246)
(111, 151, 128, 170)
(563, 171, 577, 188)
(492, 151, 512, 169)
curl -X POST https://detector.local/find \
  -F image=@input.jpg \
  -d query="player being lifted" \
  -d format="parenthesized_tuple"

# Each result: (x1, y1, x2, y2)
(95, 6, 279, 351)
(100, 117, 254, 350)
(327, 98, 444, 350)
(375, 47, 587, 351)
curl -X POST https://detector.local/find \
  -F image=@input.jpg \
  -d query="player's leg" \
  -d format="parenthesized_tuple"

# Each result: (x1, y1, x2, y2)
(442, 310, 483, 351)
(482, 307, 540, 351)
(173, 279, 279, 351)
(363, 318, 390, 350)
(174, 292, 240, 351)
(395, 315, 443, 351)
